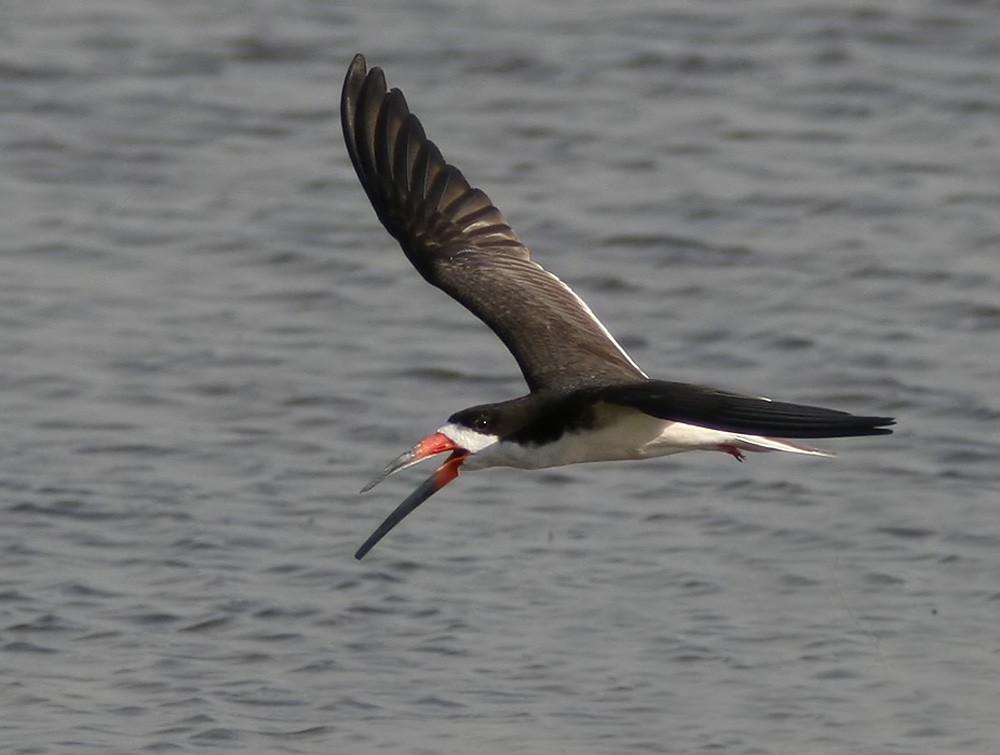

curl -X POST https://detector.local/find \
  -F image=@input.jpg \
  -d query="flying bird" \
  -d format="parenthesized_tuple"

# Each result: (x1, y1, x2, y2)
(341, 54, 893, 559)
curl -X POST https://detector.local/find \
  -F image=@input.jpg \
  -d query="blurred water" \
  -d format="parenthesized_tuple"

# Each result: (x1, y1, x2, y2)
(1, 0, 999, 753)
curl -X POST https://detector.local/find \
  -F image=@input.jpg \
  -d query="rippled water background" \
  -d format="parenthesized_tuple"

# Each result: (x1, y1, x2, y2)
(3, 1, 999, 753)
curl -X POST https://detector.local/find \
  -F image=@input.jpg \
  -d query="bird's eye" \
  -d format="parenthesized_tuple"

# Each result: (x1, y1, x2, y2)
(475, 416, 490, 431)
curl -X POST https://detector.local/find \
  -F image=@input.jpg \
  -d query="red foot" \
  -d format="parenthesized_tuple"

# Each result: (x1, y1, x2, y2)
(718, 444, 745, 462)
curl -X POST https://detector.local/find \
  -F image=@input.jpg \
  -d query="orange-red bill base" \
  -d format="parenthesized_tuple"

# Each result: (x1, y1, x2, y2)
(359, 432, 460, 494)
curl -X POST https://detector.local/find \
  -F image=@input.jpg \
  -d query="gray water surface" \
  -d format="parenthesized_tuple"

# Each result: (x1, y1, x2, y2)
(2, 1, 999, 753)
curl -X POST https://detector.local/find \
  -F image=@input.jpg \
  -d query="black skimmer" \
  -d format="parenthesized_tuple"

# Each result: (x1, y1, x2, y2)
(342, 54, 894, 560)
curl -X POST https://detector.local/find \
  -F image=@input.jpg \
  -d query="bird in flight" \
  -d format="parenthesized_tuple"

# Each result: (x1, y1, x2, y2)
(341, 54, 894, 560)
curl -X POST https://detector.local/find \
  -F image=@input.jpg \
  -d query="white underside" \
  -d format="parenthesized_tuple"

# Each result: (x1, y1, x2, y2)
(441, 412, 832, 473)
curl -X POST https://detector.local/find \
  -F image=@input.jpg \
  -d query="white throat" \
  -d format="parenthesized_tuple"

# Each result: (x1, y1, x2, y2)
(437, 421, 499, 454)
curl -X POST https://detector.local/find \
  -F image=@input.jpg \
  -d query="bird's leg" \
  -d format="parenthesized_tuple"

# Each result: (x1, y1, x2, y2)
(718, 444, 745, 462)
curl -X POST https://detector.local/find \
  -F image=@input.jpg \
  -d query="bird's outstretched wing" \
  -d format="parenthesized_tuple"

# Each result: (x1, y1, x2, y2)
(592, 380, 895, 438)
(341, 54, 646, 393)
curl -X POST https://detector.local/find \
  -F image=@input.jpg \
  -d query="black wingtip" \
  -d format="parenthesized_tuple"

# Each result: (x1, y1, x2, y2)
(844, 415, 895, 437)
(870, 417, 896, 434)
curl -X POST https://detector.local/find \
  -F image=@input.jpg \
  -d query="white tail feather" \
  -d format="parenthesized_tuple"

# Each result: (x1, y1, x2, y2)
(730, 434, 833, 457)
